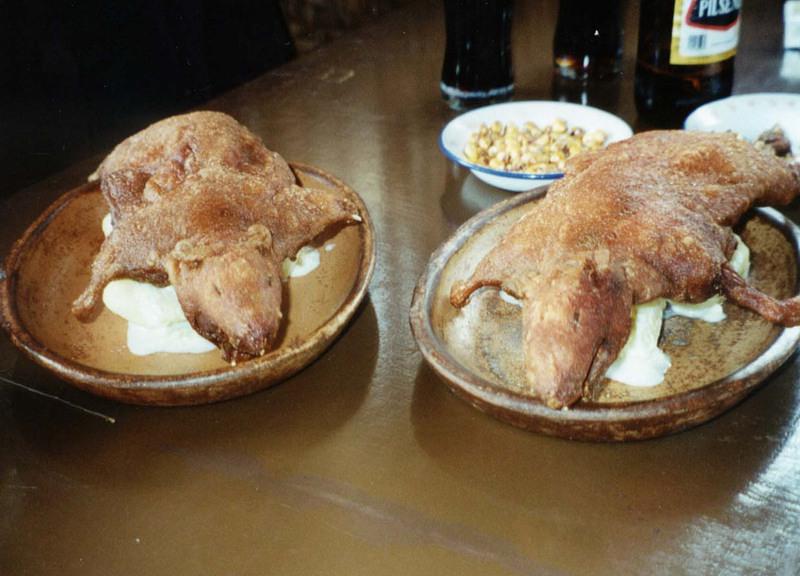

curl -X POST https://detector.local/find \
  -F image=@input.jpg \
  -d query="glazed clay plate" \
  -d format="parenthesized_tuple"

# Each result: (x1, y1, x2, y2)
(410, 189, 800, 441)
(0, 163, 375, 406)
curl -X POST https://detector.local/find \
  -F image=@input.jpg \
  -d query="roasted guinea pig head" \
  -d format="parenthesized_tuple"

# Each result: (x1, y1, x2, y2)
(164, 227, 284, 361)
(451, 131, 800, 410)
(72, 112, 361, 362)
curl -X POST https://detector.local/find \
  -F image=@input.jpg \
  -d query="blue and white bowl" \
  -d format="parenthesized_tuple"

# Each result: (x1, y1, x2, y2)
(439, 101, 633, 193)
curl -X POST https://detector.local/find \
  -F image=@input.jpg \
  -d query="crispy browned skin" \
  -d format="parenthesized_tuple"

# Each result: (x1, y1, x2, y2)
(450, 131, 800, 409)
(90, 111, 297, 214)
(73, 112, 360, 361)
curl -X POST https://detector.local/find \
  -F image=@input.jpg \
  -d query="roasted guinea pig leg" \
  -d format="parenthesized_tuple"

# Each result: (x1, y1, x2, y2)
(451, 131, 800, 409)
(721, 264, 800, 325)
(73, 167, 360, 361)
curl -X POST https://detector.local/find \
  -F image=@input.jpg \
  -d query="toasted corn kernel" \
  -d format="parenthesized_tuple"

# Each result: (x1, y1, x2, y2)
(463, 118, 609, 174)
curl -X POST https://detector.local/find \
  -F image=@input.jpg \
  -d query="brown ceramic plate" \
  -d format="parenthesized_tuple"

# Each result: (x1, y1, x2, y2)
(410, 189, 800, 441)
(0, 163, 375, 406)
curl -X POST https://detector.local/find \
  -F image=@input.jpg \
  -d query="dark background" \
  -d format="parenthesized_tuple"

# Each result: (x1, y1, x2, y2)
(0, 0, 407, 199)
(0, 0, 295, 198)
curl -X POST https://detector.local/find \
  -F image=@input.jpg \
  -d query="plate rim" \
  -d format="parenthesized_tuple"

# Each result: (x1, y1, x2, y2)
(684, 92, 800, 131)
(409, 188, 800, 441)
(439, 100, 634, 181)
(0, 162, 376, 405)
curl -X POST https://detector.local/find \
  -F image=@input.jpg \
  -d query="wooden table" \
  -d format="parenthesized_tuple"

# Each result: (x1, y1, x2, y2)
(2, 1, 799, 574)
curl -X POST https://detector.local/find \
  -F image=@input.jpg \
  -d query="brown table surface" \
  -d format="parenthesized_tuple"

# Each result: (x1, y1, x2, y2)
(2, 1, 800, 574)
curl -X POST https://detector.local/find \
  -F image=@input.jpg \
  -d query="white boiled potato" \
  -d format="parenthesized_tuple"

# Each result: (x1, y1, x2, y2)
(103, 281, 187, 328)
(282, 246, 321, 278)
(605, 298, 672, 387)
(127, 321, 215, 356)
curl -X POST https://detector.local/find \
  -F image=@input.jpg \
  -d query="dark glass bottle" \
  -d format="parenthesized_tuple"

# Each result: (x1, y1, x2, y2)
(553, 0, 624, 80)
(441, 0, 514, 110)
(635, 0, 741, 127)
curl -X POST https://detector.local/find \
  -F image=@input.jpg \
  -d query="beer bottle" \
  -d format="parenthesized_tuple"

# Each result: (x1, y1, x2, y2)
(441, 0, 514, 110)
(635, 0, 742, 127)
(553, 0, 624, 80)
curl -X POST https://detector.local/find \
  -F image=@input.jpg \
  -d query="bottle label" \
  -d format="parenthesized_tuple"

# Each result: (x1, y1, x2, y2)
(670, 0, 741, 65)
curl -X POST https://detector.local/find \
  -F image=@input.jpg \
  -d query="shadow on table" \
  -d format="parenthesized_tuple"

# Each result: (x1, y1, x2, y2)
(410, 352, 800, 522)
(439, 161, 518, 228)
(1, 296, 379, 486)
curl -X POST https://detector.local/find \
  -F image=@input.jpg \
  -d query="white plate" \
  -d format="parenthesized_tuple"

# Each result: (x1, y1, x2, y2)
(684, 93, 800, 151)
(439, 101, 633, 192)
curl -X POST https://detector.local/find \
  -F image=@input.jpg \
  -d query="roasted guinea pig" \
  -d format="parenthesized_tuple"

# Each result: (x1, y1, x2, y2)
(72, 111, 361, 361)
(450, 130, 800, 409)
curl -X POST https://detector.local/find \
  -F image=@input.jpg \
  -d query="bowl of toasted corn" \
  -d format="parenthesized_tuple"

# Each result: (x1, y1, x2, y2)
(439, 101, 633, 192)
